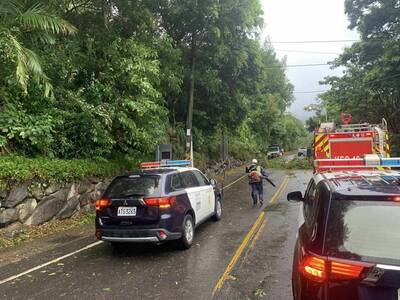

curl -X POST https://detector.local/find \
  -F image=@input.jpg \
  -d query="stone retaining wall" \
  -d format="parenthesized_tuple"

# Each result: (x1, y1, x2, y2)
(0, 178, 110, 234)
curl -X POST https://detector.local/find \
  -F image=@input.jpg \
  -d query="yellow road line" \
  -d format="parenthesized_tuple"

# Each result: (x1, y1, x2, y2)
(212, 212, 265, 296)
(212, 175, 289, 297)
(248, 218, 267, 252)
(240, 218, 268, 268)
(269, 175, 289, 204)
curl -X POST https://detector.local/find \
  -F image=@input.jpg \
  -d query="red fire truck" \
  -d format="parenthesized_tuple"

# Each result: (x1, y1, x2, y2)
(313, 114, 390, 172)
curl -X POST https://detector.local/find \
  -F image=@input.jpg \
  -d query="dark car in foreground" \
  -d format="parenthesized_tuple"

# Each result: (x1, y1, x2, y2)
(288, 170, 400, 300)
(95, 161, 222, 249)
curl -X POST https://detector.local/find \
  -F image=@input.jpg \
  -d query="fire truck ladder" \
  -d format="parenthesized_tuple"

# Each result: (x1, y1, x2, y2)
(335, 118, 387, 133)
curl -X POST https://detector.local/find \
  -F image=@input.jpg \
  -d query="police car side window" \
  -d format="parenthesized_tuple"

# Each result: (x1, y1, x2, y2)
(171, 174, 184, 190)
(180, 172, 200, 188)
(192, 170, 209, 186)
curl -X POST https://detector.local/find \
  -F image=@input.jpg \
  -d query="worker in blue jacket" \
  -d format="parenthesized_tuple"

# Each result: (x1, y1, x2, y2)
(246, 159, 269, 206)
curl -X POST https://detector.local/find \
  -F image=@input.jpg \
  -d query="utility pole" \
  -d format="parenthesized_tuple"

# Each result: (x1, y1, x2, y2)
(185, 0, 198, 167)
(186, 33, 196, 167)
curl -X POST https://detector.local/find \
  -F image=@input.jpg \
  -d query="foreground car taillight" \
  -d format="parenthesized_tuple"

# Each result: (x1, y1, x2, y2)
(329, 258, 374, 280)
(144, 196, 176, 209)
(300, 252, 374, 283)
(95, 198, 111, 211)
(300, 255, 327, 282)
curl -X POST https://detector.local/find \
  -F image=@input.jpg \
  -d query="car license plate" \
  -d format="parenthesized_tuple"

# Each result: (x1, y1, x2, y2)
(117, 207, 136, 216)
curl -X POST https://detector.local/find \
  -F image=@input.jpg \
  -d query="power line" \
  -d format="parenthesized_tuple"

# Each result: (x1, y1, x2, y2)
(293, 73, 400, 95)
(286, 63, 329, 67)
(294, 90, 328, 94)
(269, 39, 359, 44)
(275, 49, 341, 55)
(264, 63, 330, 69)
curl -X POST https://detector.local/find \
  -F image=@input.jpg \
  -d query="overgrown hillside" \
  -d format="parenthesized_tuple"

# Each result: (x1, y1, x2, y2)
(0, 0, 307, 173)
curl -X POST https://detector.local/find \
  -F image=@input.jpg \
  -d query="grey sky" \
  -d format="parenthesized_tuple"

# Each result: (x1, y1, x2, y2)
(260, 0, 359, 121)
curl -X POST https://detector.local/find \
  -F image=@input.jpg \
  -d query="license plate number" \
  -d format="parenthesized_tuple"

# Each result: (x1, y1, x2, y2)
(117, 207, 137, 216)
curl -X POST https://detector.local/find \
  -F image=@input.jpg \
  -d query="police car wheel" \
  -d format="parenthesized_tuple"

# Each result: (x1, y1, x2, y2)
(178, 214, 194, 250)
(212, 197, 222, 221)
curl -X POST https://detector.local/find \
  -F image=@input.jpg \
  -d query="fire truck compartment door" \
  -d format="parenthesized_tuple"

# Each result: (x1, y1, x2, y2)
(330, 138, 373, 159)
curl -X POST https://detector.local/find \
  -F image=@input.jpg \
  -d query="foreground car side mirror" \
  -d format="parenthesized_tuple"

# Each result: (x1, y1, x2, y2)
(287, 191, 303, 202)
(210, 179, 217, 186)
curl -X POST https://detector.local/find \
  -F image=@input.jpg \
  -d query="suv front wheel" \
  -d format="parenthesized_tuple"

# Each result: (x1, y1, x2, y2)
(178, 214, 194, 250)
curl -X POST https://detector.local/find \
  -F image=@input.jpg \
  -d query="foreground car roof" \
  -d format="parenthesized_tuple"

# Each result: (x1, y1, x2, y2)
(317, 170, 400, 196)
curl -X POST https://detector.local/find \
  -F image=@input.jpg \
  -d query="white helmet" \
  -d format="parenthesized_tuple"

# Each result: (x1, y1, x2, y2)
(252, 158, 258, 164)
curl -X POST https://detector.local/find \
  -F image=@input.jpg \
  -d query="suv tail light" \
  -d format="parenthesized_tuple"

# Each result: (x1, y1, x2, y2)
(95, 198, 111, 211)
(300, 255, 326, 282)
(144, 196, 176, 209)
(300, 252, 374, 283)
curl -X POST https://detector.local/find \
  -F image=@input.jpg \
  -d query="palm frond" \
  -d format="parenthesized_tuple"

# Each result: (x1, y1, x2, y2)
(30, 31, 56, 44)
(17, 2, 77, 35)
(8, 33, 53, 97)
(0, 0, 22, 17)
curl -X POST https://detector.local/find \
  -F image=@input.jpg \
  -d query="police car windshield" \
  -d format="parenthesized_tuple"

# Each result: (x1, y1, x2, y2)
(105, 175, 160, 198)
(325, 200, 400, 265)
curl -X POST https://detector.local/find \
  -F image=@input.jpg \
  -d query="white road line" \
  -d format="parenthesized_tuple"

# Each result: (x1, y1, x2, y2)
(0, 241, 103, 285)
(0, 173, 249, 286)
(222, 174, 247, 190)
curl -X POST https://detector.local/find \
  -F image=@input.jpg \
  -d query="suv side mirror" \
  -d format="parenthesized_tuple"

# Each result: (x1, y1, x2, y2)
(210, 179, 217, 186)
(287, 191, 303, 202)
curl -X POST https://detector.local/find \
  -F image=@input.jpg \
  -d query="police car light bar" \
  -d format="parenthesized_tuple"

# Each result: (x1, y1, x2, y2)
(315, 154, 400, 169)
(140, 160, 192, 169)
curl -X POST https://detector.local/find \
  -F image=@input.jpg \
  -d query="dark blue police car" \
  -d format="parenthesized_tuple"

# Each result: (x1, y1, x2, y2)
(288, 169, 400, 300)
(95, 160, 222, 249)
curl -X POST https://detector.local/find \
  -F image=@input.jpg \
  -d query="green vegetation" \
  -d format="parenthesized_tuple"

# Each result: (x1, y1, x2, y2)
(261, 157, 313, 170)
(0, 155, 134, 185)
(313, 0, 400, 154)
(0, 0, 308, 176)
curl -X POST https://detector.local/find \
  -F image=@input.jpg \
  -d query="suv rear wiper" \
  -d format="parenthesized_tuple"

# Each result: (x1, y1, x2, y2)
(113, 193, 145, 198)
(122, 193, 146, 198)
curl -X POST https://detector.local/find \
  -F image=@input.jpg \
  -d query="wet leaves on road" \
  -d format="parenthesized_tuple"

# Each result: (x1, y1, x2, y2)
(253, 288, 266, 298)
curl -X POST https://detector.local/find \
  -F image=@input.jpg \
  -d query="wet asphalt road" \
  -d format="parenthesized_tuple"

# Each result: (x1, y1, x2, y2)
(0, 169, 312, 300)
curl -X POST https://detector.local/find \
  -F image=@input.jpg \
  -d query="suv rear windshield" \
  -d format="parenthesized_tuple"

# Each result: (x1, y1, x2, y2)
(105, 175, 160, 198)
(325, 200, 400, 265)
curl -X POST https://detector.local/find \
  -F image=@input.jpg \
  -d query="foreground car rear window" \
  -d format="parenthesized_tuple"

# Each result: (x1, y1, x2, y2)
(105, 176, 160, 198)
(325, 200, 400, 265)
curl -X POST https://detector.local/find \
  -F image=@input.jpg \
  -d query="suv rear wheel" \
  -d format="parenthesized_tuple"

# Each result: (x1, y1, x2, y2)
(212, 197, 222, 221)
(177, 214, 194, 250)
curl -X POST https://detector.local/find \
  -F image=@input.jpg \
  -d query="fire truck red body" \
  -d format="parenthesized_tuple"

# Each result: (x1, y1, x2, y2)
(314, 118, 390, 172)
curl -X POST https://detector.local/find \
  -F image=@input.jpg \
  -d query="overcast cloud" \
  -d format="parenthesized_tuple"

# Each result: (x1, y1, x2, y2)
(260, 0, 359, 121)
